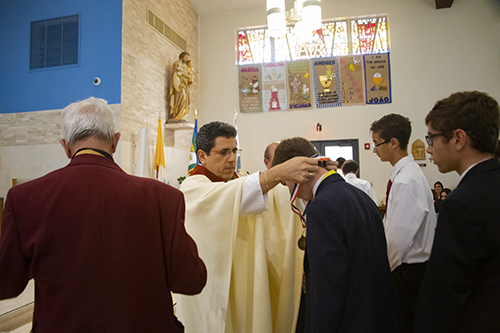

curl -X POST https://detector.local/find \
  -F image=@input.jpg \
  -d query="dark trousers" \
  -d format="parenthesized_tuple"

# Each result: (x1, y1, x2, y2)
(392, 262, 427, 333)
(295, 291, 306, 333)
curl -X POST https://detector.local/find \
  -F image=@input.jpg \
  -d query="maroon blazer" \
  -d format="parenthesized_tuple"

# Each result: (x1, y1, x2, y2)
(0, 154, 207, 332)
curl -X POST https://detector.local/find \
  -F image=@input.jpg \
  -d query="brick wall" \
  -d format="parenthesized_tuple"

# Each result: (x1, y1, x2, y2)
(0, 110, 62, 146)
(0, 105, 122, 147)
(122, 0, 198, 148)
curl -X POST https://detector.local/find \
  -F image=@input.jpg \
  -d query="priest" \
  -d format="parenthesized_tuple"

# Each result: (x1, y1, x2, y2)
(175, 122, 318, 333)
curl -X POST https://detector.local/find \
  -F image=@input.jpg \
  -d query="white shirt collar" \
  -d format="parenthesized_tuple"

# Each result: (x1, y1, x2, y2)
(345, 173, 357, 180)
(312, 171, 329, 199)
(459, 157, 491, 181)
(391, 154, 413, 181)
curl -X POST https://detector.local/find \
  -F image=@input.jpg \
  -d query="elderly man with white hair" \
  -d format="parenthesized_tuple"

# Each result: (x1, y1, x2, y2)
(0, 97, 207, 332)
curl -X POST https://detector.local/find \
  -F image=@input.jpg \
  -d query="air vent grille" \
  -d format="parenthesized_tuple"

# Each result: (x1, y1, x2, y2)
(147, 9, 186, 51)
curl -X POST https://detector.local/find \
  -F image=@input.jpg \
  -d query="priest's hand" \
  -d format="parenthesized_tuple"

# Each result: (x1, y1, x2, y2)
(325, 160, 338, 172)
(259, 157, 318, 195)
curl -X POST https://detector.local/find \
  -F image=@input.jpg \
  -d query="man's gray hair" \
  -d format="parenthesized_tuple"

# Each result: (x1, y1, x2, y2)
(61, 97, 116, 145)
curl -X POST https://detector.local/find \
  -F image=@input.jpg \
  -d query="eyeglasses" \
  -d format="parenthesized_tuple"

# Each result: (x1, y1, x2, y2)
(425, 132, 448, 146)
(374, 139, 391, 147)
(426, 130, 472, 146)
(213, 148, 242, 157)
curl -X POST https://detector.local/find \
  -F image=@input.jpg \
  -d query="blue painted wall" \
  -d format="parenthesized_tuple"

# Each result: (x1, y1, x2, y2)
(0, 0, 122, 113)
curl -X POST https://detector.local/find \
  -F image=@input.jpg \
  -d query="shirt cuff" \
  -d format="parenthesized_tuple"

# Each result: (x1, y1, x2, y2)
(241, 172, 268, 215)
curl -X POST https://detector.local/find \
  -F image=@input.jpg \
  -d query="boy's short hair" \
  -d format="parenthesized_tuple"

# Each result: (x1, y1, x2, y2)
(370, 114, 412, 150)
(342, 160, 359, 175)
(425, 91, 500, 154)
(272, 137, 318, 167)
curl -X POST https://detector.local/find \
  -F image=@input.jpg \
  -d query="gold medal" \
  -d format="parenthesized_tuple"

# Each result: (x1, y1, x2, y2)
(298, 235, 306, 250)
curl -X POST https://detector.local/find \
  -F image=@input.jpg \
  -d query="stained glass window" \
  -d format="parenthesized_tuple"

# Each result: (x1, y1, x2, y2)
(247, 29, 266, 64)
(237, 14, 389, 65)
(238, 32, 253, 64)
(352, 18, 378, 54)
(274, 31, 291, 62)
(332, 21, 349, 56)
(373, 17, 388, 54)
(321, 23, 336, 55)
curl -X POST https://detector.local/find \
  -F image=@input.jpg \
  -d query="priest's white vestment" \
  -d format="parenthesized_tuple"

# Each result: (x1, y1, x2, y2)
(175, 174, 303, 333)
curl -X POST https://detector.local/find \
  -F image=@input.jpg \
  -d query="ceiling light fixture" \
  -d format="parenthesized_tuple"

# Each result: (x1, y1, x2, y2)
(267, 0, 322, 39)
(301, 1, 322, 31)
(267, 0, 286, 38)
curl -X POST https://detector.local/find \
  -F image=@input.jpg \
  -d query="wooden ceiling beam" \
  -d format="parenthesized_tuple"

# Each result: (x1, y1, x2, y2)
(435, 0, 454, 9)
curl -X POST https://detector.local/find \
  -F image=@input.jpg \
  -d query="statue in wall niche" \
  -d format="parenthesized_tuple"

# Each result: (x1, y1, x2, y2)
(169, 51, 194, 122)
(412, 139, 426, 160)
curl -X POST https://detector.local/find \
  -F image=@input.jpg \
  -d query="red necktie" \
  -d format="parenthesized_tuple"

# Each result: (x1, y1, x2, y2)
(386, 179, 392, 207)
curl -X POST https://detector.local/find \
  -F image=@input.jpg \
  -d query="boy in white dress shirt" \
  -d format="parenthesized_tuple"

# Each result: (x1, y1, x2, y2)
(370, 113, 436, 332)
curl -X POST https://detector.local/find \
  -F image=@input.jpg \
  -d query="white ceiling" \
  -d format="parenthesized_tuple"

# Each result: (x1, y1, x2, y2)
(188, 0, 296, 17)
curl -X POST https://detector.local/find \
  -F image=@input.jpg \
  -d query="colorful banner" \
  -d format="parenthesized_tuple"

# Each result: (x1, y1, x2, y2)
(312, 57, 341, 108)
(262, 62, 287, 112)
(286, 60, 312, 110)
(364, 53, 392, 104)
(239, 64, 262, 112)
(338, 56, 365, 105)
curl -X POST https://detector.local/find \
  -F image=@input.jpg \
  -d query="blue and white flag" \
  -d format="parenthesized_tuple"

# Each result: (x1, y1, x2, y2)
(188, 110, 198, 175)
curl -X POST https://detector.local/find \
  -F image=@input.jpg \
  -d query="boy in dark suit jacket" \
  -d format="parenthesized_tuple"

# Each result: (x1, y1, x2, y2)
(415, 91, 500, 332)
(273, 137, 402, 333)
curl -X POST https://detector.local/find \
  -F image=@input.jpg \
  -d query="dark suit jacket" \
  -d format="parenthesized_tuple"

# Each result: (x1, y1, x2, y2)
(415, 158, 500, 332)
(303, 173, 402, 333)
(0, 154, 207, 332)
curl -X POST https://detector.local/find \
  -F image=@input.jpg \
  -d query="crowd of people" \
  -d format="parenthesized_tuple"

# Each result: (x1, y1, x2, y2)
(432, 181, 452, 214)
(0, 90, 499, 333)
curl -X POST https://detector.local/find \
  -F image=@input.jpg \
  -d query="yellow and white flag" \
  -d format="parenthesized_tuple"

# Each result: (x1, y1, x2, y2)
(153, 117, 167, 183)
